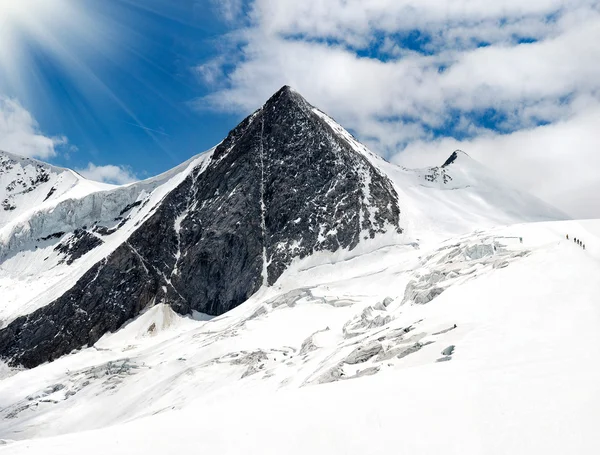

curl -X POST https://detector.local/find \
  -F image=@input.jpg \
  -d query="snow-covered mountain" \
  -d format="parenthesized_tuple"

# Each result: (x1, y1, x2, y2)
(0, 151, 114, 230)
(0, 86, 404, 368)
(0, 86, 591, 455)
(0, 86, 565, 366)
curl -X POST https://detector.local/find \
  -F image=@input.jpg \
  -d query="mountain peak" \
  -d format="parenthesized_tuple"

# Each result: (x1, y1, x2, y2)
(262, 84, 311, 113)
(277, 84, 294, 94)
(273, 84, 297, 98)
(441, 149, 470, 167)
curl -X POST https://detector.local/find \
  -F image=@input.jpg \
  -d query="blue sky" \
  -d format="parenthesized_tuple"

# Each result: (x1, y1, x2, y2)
(0, 1, 247, 179)
(0, 0, 599, 217)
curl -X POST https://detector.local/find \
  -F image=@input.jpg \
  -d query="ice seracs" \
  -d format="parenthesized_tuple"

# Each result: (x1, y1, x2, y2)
(0, 150, 115, 230)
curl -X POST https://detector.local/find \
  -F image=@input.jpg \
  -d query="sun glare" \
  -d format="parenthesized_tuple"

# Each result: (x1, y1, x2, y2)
(0, 0, 103, 96)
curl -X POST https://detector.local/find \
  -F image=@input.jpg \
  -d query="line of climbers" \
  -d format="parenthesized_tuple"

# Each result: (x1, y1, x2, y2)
(566, 234, 586, 250)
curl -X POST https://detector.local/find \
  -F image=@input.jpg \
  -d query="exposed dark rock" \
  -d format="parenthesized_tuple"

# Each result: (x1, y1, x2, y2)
(93, 225, 118, 236)
(0, 249, 163, 368)
(40, 232, 65, 241)
(422, 165, 452, 185)
(118, 200, 143, 216)
(31, 166, 50, 185)
(2, 199, 16, 211)
(0, 86, 402, 368)
(0, 155, 55, 214)
(43, 186, 57, 201)
(421, 150, 470, 185)
(54, 229, 104, 265)
(441, 345, 455, 356)
(442, 150, 466, 167)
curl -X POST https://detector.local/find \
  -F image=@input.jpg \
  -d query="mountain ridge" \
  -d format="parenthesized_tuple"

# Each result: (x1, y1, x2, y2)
(0, 86, 568, 369)
(0, 88, 592, 455)
(0, 85, 404, 368)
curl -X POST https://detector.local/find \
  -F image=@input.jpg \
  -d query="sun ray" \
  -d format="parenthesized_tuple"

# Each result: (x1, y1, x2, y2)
(0, 0, 188, 162)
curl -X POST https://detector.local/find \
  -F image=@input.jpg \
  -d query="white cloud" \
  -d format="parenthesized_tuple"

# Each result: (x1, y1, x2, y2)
(196, 56, 227, 87)
(200, 11, 600, 136)
(76, 163, 138, 185)
(198, 0, 600, 217)
(251, 0, 597, 46)
(0, 96, 65, 159)
(0, 95, 138, 185)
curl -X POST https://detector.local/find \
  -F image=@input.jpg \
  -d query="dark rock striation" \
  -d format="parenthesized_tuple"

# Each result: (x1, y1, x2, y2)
(53, 229, 104, 265)
(0, 86, 402, 368)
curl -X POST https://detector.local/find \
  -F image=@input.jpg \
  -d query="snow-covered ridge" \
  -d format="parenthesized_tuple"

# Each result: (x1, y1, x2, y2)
(0, 149, 214, 254)
(311, 108, 387, 165)
(0, 149, 215, 326)
(0, 151, 115, 231)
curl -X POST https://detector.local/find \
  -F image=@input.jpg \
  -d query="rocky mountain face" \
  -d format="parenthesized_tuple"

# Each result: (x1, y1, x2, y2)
(0, 86, 402, 368)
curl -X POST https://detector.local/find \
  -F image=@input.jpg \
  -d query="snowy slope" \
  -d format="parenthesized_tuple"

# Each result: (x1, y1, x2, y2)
(386, 150, 567, 241)
(0, 219, 598, 454)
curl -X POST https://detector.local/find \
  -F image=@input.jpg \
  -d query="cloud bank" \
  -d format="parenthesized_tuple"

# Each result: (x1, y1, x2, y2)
(0, 96, 137, 185)
(200, 0, 600, 218)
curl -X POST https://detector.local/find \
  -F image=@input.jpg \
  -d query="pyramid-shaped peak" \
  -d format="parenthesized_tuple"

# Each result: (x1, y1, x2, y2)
(273, 84, 299, 98)
(441, 149, 471, 167)
(263, 85, 312, 112)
